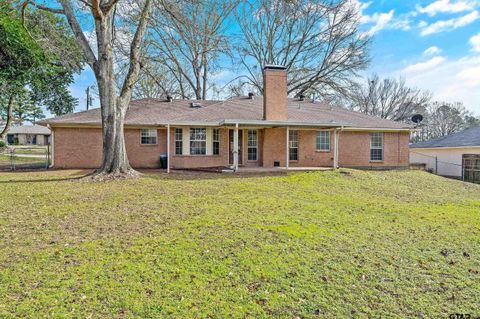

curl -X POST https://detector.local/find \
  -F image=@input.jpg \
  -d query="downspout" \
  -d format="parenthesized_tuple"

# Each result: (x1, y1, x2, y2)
(333, 128, 338, 169)
(234, 123, 239, 171)
(167, 124, 170, 173)
(286, 126, 289, 169)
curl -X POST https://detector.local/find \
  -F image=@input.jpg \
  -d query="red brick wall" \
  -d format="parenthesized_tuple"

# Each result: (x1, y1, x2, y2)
(170, 127, 229, 169)
(338, 131, 410, 168)
(263, 69, 288, 121)
(262, 128, 287, 167)
(53, 127, 167, 169)
(241, 129, 264, 167)
(53, 127, 102, 168)
(53, 127, 409, 169)
(262, 128, 409, 168)
(125, 129, 166, 168)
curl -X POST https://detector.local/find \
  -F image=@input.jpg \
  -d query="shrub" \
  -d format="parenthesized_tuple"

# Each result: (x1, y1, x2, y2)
(0, 140, 5, 148)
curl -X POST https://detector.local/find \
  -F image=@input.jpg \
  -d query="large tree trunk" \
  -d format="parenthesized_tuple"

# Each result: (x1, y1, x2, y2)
(55, 0, 152, 180)
(90, 10, 139, 179)
(0, 95, 14, 140)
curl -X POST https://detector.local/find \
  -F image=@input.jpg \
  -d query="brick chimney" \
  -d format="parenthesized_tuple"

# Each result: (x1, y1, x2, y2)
(263, 65, 288, 121)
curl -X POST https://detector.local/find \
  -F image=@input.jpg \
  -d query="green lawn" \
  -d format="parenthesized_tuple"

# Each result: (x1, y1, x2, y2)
(0, 154, 46, 164)
(0, 169, 479, 318)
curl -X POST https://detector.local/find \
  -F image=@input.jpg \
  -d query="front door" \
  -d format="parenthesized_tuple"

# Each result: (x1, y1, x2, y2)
(229, 130, 243, 165)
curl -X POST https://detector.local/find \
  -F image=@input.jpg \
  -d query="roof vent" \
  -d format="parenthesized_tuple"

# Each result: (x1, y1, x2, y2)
(166, 95, 173, 102)
(299, 94, 306, 101)
(190, 102, 202, 108)
(248, 92, 255, 99)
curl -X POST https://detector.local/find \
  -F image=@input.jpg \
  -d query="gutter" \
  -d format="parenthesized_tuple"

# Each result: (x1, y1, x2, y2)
(410, 146, 480, 150)
(220, 119, 351, 127)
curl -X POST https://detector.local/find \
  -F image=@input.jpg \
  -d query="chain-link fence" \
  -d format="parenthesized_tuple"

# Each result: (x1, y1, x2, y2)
(0, 146, 50, 171)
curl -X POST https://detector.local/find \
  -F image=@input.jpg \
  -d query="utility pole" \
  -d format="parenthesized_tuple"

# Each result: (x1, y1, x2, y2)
(85, 87, 94, 110)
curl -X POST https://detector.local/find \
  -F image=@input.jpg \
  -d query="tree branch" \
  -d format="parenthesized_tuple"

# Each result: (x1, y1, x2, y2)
(21, 0, 65, 14)
(119, 0, 153, 102)
(58, 0, 98, 68)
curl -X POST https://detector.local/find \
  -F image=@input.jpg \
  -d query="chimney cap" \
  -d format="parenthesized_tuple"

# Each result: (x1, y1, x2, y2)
(166, 95, 173, 102)
(248, 92, 255, 99)
(264, 64, 287, 71)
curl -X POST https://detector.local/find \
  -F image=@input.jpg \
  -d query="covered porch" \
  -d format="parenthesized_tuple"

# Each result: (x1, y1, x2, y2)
(164, 121, 347, 173)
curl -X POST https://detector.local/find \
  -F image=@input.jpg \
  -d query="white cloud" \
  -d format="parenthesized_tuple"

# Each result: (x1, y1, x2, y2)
(417, 0, 477, 16)
(395, 55, 480, 115)
(420, 10, 479, 36)
(470, 33, 480, 52)
(348, 0, 372, 12)
(402, 56, 447, 74)
(362, 10, 395, 35)
(424, 46, 442, 56)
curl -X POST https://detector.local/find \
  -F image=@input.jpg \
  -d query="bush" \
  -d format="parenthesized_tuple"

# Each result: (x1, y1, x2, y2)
(0, 140, 5, 148)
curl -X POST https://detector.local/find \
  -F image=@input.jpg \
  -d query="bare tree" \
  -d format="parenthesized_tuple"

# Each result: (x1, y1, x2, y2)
(23, 0, 156, 178)
(346, 74, 431, 121)
(234, 0, 370, 97)
(145, 0, 238, 100)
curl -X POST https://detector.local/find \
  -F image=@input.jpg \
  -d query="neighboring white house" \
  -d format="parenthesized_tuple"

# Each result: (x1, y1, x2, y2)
(410, 127, 480, 182)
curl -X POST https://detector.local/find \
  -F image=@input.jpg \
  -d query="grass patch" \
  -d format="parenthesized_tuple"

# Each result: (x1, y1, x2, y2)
(0, 154, 46, 164)
(0, 169, 479, 318)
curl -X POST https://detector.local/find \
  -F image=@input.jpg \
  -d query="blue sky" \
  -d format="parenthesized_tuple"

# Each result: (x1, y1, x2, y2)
(68, 0, 480, 115)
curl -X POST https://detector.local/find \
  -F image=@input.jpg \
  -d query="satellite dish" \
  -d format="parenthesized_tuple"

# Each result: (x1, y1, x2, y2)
(412, 114, 424, 124)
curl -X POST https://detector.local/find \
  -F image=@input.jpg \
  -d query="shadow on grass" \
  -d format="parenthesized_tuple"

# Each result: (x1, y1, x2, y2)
(141, 169, 295, 181)
(0, 168, 305, 183)
(0, 169, 93, 184)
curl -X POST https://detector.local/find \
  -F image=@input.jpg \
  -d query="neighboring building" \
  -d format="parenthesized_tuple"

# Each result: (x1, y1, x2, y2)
(39, 66, 412, 171)
(410, 127, 480, 181)
(6, 125, 51, 146)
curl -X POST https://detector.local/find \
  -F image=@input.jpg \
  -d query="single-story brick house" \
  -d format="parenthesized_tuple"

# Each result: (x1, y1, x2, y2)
(39, 66, 411, 171)
(6, 125, 51, 146)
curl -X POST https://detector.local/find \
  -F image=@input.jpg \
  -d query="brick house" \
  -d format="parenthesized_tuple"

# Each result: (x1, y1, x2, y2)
(39, 66, 411, 171)
(6, 125, 51, 146)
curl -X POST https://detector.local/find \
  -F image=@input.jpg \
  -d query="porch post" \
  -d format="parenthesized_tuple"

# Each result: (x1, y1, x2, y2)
(286, 126, 289, 169)
(167, 124, 171, 173)
(333, 128, 339, 169)
(234, 123, 239, 171)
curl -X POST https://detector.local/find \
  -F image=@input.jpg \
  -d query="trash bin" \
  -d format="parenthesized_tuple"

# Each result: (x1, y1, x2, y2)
(160, 154, 168, 169)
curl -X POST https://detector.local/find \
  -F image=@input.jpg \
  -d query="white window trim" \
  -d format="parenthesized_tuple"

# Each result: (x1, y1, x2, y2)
(316, 130, 331, 152)
(189, 127, 207, 156)
(247, 129, 258, 162)
(212, 128, 220, 156)
(370, 132, 384, 162)
(140, 128, 157, 145)
(289, 130, 299, 161)
(174, 128, 183, 155)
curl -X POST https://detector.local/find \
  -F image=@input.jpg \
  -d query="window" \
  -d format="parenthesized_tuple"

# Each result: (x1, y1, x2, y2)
(247, 130, 258, 161)
(213, 129, 220, 155)
(289, 130, 299, 161)
(175, 128, 183, 155)
(316, 131, 330, 151)
(190, 128, 206, 155)
(141, 128, 157, 145)
(370, 132, 384, 161)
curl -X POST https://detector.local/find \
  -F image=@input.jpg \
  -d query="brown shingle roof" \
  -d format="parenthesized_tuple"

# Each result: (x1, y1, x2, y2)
(39, 96, 411, 130)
